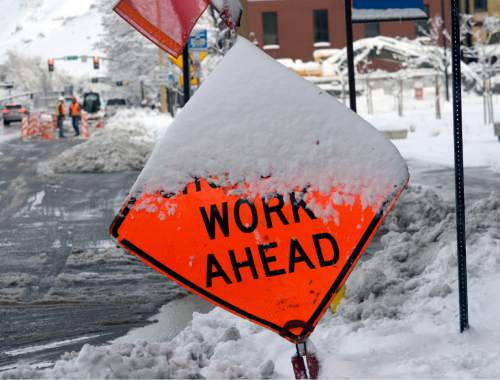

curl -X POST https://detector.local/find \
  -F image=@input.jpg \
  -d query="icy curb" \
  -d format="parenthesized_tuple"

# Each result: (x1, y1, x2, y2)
(4, 186, 500, 379)
(38, 109, 173, 174)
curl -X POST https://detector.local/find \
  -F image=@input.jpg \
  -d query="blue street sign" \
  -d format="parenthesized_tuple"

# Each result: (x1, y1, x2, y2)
(189, 29, 208, 51)
(353, 0, 424, 9)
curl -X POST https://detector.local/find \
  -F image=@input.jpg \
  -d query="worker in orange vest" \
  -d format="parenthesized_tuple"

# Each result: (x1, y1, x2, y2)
(69, 96, 81, 137)
(56, 97, 66, 138)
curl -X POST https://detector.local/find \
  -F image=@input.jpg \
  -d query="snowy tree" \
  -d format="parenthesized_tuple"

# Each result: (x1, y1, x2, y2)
(95, 0, 162, 105)
(95, 2, 234, 108)
(0, 50, 70, 95)
(461, 15, 500, 124)
(408, 16, 450, 120)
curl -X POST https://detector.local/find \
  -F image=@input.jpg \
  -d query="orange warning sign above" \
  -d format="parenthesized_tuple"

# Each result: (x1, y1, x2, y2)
(111, 178, 403, 343)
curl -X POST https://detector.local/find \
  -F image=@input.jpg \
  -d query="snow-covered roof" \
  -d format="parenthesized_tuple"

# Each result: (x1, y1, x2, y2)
(352, 8, 427, 22)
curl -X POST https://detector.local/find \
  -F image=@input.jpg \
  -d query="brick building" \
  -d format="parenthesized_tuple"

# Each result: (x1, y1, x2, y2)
(238, 0, 452, 61)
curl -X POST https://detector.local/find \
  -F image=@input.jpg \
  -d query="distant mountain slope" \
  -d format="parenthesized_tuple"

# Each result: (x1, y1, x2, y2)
(0, 0, 105, 77)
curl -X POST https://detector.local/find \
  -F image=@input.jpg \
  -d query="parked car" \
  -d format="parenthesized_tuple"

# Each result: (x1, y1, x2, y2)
(2, 104, 29, 126)
(104, 98, 128, 118)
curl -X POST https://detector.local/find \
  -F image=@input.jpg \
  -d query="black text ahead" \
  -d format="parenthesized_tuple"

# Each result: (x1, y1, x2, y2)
(199, 193, 340, 288)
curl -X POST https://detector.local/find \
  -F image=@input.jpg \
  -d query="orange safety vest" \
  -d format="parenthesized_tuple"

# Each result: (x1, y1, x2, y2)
(70, 102, 81, 117)
(57, 103, 65, 117)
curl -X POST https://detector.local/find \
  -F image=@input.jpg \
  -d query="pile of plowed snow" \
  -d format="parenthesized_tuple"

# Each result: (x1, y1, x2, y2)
(39, 109, 172, 174)
(5, 186, 500, 379)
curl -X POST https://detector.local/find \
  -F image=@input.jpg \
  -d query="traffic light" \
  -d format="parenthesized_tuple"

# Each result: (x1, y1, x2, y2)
(93, 56, 100, 70)
(48, 59, 54, 72)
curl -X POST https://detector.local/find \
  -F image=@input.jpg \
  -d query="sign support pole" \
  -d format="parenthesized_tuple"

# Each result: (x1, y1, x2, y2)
(344, 0, 357, 112)
(451, 0, 469, 333)
(441, 0, 450, 102)
(183, 44, 191, 104)
(159, 49, 168, 113)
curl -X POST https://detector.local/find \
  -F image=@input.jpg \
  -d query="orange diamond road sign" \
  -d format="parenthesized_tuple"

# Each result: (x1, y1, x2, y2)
(111, 178, 405, 343)
(110, 38, 409, 343)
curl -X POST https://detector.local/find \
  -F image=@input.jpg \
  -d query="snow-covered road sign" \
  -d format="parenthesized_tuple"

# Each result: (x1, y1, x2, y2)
(110, 38, 409, 343)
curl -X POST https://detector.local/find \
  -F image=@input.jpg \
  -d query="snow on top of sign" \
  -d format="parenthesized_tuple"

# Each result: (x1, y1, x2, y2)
(133, 37, 408, 215)
(352, 8, 427, 21)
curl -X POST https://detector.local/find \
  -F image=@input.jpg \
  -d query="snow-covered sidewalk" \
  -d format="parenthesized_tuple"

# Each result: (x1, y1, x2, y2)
(360, 90, 500, 172)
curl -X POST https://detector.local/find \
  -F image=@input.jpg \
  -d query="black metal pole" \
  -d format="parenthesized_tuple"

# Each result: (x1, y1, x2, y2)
(451, 0, 469, 333)
(344, 0, 357, 112)
(182, 44, 191, 104)
(441, 0, 450, 102)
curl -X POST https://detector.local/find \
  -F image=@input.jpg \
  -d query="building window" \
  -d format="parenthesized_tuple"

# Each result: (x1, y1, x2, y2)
(313, 10, 329, 43)
(475, 0, 488, 12)
(416, 4, 430, 36)
(364, 22, 380, 38)
(262, 12, 279, 46)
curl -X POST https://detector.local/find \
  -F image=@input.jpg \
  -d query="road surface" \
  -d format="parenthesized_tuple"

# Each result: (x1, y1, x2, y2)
(0, 135, 188, 370)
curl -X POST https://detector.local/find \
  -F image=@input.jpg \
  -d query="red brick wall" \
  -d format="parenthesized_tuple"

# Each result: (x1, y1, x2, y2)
(239, 0, 451, 61)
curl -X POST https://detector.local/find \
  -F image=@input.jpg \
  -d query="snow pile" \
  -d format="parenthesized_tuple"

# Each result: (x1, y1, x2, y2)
(39, 109, 172, 174)
(6, 186, 500, 379)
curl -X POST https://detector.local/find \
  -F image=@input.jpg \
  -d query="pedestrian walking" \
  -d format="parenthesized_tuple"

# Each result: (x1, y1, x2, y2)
(56, 97, 66, 138)
(69, 97, 81, 137)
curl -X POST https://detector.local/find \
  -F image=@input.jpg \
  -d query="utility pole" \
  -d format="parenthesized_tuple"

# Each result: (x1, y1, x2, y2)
(140, 80, 145, 103)
(344, 0, 357, 112)
(182, 44, 191, 104)
(159, 49, 168, 113)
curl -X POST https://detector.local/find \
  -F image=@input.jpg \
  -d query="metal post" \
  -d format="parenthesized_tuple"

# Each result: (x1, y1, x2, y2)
(451, 0, 469, 333)
(344, 0, 357, 112)
(182, 44, 191, 104)
(140, 80, 145, 103)
(159, 49, 168, 113)
(441, 0, 450, 102)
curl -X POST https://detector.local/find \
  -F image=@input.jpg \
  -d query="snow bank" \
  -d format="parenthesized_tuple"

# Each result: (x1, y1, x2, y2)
(39, 109, 172, 174)
(6, 186, 500, 379)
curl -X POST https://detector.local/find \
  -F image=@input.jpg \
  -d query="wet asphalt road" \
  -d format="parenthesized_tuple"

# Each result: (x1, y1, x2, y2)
(0, 134, 186, 369)
(0, 128, 499, 371)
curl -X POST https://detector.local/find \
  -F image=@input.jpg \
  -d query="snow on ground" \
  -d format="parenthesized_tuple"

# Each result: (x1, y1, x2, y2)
(358, 88, 500, 171)
(4, 185, 500, 379)
(38, 109, 172, 174)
